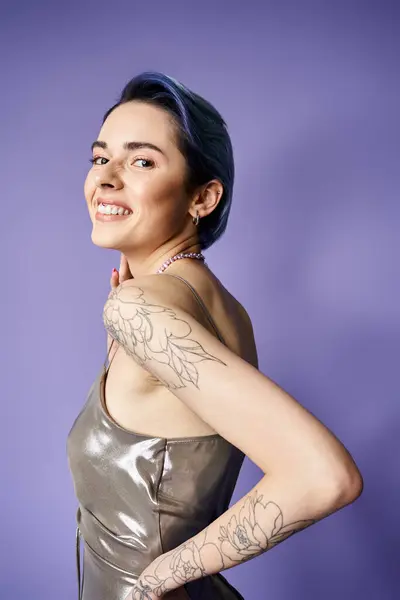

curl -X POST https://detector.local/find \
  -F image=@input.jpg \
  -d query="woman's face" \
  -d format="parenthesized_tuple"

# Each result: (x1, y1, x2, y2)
(84, 101, 192, 254)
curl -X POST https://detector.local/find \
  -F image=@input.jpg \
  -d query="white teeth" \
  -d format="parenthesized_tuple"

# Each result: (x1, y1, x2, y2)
(97, 203, 132, 216)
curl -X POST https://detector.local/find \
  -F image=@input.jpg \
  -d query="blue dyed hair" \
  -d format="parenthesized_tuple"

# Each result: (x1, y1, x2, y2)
(102, 71, 234, 251)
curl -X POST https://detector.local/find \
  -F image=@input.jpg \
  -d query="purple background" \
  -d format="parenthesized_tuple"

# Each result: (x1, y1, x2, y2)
(1, 1, 399, 598)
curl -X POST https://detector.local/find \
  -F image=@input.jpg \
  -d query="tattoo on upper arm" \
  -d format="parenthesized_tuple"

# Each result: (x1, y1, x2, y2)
(102, 284, 226, 390)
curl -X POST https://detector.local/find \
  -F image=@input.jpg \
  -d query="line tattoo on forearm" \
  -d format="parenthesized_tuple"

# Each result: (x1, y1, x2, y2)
(102, 284, 226, 389)
(130, 489, 316, 598)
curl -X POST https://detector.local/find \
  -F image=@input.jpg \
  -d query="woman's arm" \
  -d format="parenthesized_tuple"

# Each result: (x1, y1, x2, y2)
(129, 470, 358, 599)
(103, 276, 363, 599)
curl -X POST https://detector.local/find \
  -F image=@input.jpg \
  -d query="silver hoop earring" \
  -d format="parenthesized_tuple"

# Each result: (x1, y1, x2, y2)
(192, 211, 200, 226)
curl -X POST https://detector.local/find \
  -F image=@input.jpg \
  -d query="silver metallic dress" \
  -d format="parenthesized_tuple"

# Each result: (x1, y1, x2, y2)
(66, 275, 246, 599)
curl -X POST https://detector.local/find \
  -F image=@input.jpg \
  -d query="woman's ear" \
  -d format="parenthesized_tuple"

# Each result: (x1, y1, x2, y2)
(190, 180, 224, 220)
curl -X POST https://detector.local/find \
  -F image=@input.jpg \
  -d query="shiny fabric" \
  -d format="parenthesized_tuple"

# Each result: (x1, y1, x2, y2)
(66, 275, 246, 599)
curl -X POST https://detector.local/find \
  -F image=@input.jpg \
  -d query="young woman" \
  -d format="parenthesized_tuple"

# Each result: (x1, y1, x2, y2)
(67, 71, 363, 600)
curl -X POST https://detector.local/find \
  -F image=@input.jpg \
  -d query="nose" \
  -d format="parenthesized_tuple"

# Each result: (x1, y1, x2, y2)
(94, 164, 123, 189)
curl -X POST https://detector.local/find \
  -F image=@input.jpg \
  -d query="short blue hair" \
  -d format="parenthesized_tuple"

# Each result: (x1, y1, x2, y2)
(102, 71, 235, 250)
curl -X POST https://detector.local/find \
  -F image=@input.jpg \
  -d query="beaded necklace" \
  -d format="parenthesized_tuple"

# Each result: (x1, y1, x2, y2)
(156, 251, 205, 274)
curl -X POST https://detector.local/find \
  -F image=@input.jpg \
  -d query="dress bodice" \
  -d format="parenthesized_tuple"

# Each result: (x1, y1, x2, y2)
(67, 364, 246, 599)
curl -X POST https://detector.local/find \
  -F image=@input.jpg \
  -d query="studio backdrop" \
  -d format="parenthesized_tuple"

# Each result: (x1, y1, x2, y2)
(1, 1, 398, 599)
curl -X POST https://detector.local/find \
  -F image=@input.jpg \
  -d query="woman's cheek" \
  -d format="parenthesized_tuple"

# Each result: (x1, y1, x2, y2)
(83, 173, 96, 205)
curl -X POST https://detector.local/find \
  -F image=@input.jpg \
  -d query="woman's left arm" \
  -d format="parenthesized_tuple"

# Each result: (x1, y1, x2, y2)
(103, 277, 363, 600)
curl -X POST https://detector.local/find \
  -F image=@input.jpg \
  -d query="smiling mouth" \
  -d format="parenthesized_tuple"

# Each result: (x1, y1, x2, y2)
(96, 202, 133, 216)
(94, 203, 134, 224)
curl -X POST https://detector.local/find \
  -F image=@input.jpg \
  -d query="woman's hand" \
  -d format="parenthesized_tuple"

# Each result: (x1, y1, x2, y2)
(125, 586, 190, 600)
(107, 254, 134, 355)
(123, 564, 191, 600)
(110, 253, 134, 290)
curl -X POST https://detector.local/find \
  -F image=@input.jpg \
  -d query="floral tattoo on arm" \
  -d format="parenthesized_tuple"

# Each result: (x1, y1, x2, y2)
(130, 489, 316, 598)
(103, 284, 226, 389)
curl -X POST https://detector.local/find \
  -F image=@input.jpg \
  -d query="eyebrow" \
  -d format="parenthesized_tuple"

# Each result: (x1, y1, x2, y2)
(91, 140, 166, 156)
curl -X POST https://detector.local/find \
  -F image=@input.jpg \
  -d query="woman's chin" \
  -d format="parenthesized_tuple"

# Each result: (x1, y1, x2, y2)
(90, 229, 124, 250)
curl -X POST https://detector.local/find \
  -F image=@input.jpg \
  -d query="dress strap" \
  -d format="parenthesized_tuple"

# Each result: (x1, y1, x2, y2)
(103, 337, 117, 375)
(165, 274, 227, 346)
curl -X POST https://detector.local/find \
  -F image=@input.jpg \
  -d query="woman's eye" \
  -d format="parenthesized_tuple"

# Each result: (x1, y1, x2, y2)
(89, 156, 108, 166)
(133, 158, 154, 168)
(88, 156, 154, 168)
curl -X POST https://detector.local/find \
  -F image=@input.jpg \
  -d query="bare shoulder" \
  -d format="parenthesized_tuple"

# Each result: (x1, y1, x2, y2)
(123, 266, 259, 369)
